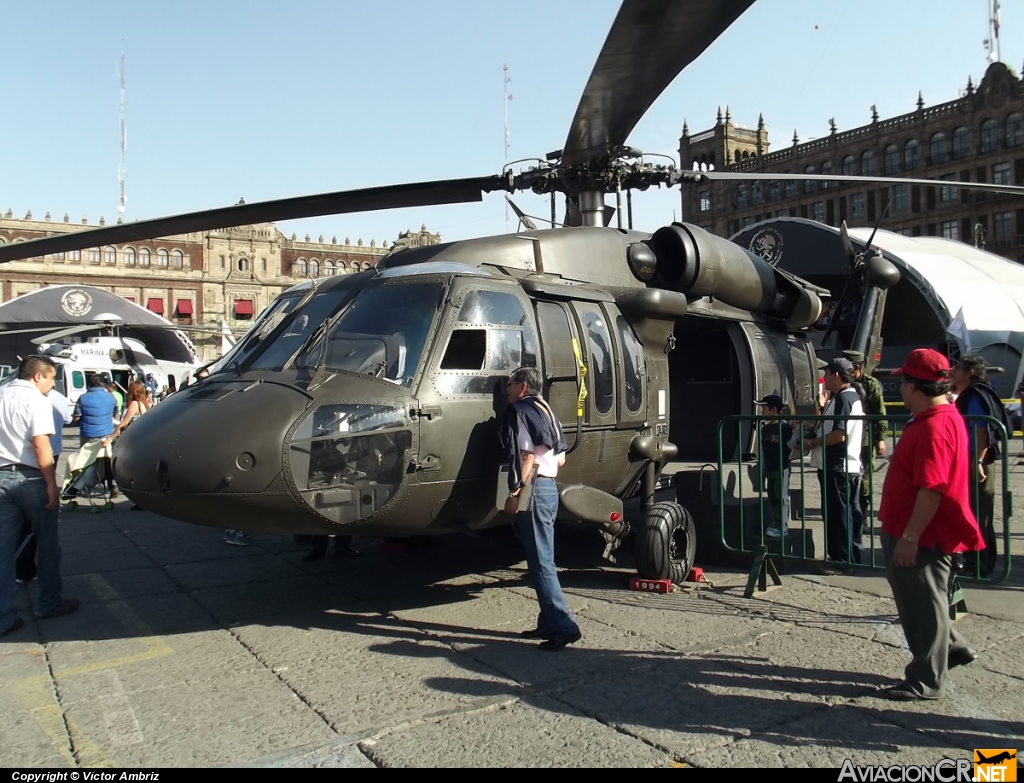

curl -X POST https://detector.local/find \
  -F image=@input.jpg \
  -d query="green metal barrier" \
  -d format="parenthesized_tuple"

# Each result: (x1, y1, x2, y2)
(715, 413, 1012, 598)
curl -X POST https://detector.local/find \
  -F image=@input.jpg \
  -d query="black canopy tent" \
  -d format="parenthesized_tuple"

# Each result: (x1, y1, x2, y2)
(0, 285, 199, 366)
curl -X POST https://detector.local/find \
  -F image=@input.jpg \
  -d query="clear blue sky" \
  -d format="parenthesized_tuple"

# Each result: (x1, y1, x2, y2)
(1, 1, 1019, 246)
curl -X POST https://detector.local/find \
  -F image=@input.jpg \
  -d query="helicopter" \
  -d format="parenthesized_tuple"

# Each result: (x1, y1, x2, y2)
(2, 0, 1023, 584)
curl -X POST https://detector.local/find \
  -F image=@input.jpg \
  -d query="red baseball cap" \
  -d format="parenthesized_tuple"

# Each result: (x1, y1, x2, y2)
(891, 348, 950, 381)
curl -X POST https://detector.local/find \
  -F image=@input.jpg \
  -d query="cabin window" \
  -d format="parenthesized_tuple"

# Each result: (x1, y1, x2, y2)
(584, 311, 613, 415)
(71, 371, 85, 390)
(617, 316, 644, 413)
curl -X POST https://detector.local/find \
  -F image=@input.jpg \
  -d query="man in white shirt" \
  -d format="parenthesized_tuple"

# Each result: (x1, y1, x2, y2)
(500, 367, 580, 651)
(805, 357, 865, 569)
(0, 356, 80, 637)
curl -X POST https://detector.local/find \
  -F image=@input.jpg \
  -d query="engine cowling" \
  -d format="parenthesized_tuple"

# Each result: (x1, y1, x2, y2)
(647, 222, 821, 329)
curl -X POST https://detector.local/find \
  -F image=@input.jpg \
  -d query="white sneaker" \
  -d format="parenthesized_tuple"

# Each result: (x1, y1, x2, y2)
(224, 530, 251, 547)
(765, 528, 782, 538)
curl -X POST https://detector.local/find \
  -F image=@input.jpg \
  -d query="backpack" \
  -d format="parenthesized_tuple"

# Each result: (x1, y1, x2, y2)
(956, 382, 1010, 463)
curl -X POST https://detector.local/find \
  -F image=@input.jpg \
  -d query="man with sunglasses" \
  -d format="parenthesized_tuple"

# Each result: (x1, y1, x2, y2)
(499, 367, 581, 651)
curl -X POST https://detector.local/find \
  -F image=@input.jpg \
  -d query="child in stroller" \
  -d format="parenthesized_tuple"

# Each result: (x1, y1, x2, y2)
(61, 440, 115, 512)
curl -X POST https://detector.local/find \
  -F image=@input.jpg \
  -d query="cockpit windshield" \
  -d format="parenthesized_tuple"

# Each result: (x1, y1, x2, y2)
(295, 282, 443, 387)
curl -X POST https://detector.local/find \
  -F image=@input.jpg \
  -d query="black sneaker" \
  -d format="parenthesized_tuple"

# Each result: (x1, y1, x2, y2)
(0, 617, 24, 637)
(538, 630, 582, 651)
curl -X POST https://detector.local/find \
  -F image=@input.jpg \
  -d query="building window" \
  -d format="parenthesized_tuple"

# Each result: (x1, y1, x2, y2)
(237, 257, 249, 272)
(69, 249, 81, 262)
(893, 184, 909, 211)
(260, 257, 267, 272)
(699, 190, 711, 211)
(1007, 112, 1024, 147)
(941, 220, 959, 240)
(980, 119, 1000, 153)
(103, 246, 116, 265)
(993, 161, 1011, 185)
(994, 211, 1013, 242)
(52, 252, 65, 261)
(841, 155, 856, 176)
(309, 259, 320, 278)
(812, 202, 825, 222)
(735, 184, 747, 208)
(883, 144, 899, 175)
(751, 180, 763, 205)
(89, 248, 101, 264)
(803, 165, 816, 193)
(861, 150, 876, 176)
(139, 248, 150, 267)
(820, 160, 833, 189)
(952, 126, 971, 160)
(940, 173, 958, 202)
(294, 258, 307, 276)
(323, 260, 335, 277)
(157, 249, 169, 267)
(851, 192, 865, 218)
(219, 255, 225, 269)
(768, 181, 780, 202)
(124, 247, 136, 266)
(742, 216, 755, 228)
(929, 132, 948, 164)
(171, 250, 184, 267)
(904, 139, 920, 170)
(785, 178, 796, 198)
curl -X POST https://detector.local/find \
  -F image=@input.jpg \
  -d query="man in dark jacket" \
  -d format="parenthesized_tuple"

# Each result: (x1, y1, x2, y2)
(499, 367, 580, 651)
(755, 394, 794, 538)
(950, 354, 1008, 576)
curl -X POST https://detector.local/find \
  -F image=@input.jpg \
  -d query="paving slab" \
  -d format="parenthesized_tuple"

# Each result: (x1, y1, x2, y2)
(360, 696, 672, 768)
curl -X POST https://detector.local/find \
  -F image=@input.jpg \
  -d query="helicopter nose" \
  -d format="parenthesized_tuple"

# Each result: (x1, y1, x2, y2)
(113, 380, 311, 527)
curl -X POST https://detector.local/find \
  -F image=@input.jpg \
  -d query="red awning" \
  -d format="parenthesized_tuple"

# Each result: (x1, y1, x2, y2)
(146, 298, 164, 314)
(124, 297, 135, 303)
(234, 299, 254, 316)
(176, 299, 193, 315)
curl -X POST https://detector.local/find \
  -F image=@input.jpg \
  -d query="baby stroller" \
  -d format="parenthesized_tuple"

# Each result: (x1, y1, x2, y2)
(62, 440, 115, 513)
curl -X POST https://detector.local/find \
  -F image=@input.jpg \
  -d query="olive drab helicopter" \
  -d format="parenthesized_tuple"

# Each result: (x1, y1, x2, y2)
(2, 0, 1023, 583)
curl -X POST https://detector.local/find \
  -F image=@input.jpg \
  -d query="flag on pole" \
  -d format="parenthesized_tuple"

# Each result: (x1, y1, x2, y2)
(945, 307, 971, 352)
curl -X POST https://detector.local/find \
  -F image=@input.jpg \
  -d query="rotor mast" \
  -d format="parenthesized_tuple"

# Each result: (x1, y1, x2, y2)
(579, 191, 609, 227)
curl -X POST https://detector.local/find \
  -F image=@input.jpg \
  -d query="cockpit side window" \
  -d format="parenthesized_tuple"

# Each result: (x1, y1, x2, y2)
(435, 287, 538, 396)
(584, 311, 614, 416)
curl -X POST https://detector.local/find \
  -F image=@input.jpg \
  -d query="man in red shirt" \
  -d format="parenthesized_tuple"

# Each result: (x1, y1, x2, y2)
(878, 349, 984, 700)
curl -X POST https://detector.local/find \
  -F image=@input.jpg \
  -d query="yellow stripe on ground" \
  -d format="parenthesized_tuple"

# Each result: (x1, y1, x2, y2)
(10, 573, 174, 767)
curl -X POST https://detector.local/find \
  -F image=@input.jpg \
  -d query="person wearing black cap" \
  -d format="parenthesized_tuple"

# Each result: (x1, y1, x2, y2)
(755, 394, 796, 538)
(843, 351, 888, 528)
(878, 348, 982, 699)
(805, 357, 864, 570)
(949, 354, 1008, 577)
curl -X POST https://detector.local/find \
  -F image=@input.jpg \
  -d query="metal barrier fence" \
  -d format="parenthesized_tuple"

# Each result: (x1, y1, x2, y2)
(715, 413, 1012, 598)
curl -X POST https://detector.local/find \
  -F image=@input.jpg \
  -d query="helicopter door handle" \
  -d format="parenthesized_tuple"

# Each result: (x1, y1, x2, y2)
(410, 405, 442, 420)
(412, 454, 441, 472)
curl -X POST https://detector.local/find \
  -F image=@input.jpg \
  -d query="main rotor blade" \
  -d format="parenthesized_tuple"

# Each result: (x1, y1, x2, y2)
(562, 0, 755, 166)
(0, 175, 510, 265)
(699, 171, 1024, 196)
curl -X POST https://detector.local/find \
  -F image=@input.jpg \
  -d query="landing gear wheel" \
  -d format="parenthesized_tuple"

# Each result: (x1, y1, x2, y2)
(634, 501, 697, 584)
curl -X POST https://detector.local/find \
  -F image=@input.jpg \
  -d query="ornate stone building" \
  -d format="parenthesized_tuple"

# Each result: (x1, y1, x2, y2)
(680, 62, 1024, 264)
(0, 215, 440, 360)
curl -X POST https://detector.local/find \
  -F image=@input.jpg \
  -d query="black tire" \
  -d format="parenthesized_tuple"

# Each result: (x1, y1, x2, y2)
(634, 501, 697, 584)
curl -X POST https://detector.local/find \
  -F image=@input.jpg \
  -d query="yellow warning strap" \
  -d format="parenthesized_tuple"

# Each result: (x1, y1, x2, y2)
(572, 337, 588, 418)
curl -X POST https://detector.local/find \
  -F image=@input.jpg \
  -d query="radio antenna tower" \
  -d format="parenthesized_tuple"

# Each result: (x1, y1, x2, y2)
(984, 0, 1001, 63)
(503, 63, 512, 230)
(117, 49, 127, 223)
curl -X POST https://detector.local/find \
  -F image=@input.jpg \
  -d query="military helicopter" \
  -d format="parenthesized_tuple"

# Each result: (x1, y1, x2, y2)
(2, 0, 1023, 583)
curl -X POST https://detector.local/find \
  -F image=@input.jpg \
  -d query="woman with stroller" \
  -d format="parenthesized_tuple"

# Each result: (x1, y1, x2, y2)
(102, 381, 149, 510)
(102, 380, 150, 448)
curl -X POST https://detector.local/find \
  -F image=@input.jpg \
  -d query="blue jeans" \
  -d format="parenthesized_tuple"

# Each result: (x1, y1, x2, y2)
(515, 477, 579, 637)
(0, 468, 64, 629)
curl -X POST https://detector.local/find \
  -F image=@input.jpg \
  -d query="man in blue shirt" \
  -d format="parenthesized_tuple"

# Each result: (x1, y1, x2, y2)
(950, 355, 1008, 577)
(72, 376, 118, 497)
